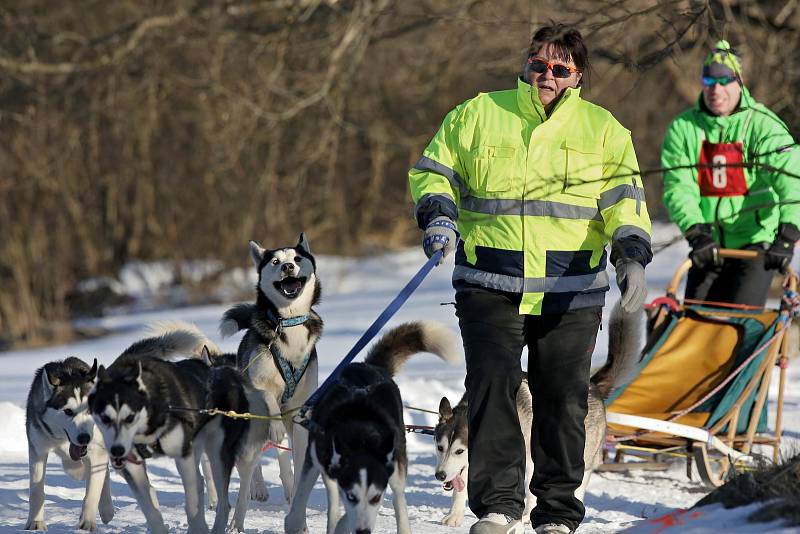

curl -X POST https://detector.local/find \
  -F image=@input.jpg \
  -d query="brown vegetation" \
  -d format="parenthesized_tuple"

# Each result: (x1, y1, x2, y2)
(1, 0, 798, 348)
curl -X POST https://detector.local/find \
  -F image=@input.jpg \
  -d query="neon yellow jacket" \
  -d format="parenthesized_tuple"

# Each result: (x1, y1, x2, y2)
(409, 78, 652, 315)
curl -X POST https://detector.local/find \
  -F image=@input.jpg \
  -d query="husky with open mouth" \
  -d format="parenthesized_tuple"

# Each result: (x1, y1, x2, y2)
(25, 357, 114, 532)
(434, 375, 534, 527)
(433, 301, 644, 527)
(88, 321, 243, 534)
(218, 233, 323, 515)
(284, 321, 461, 534)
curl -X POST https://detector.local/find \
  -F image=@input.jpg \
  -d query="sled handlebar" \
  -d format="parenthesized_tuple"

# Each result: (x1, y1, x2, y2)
(667, 248, 796, 296)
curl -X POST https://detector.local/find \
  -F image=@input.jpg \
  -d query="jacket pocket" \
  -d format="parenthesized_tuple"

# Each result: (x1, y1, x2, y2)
(562, 137, 604, 198)
(471, 142, 517, 193)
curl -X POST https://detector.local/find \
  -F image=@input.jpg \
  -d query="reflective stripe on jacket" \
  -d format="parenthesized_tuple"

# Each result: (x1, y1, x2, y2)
(409, 78, 652, 315)
(661, 85, 800, 249)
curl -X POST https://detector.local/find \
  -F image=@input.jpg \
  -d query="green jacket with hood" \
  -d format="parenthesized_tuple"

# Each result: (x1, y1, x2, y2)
(661, 85, 800, 248)
(409, 78, 652, 315)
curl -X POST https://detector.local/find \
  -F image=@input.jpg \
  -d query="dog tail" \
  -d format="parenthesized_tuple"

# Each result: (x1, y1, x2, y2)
(364, 321, 461, 375)
(591, 300, 644, 400)
(120, 320, 219, 360)
(219, 303, 257, 339)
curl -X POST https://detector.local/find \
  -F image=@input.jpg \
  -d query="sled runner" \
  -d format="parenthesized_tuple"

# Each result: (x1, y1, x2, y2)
(604, 249, 797, 487)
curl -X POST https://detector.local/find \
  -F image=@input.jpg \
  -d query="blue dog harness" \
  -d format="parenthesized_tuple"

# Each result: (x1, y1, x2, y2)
(264, 310, 314, 405)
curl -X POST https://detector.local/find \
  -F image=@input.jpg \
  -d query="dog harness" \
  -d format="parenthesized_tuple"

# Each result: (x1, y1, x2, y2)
(264, 309, 314, 405)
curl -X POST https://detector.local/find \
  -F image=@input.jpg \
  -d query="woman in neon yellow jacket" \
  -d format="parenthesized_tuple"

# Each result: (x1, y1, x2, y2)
(409, 24, 651, 534)
(661, 40, 800, 306)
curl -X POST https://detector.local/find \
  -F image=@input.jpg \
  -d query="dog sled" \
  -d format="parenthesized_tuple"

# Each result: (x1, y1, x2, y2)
(603, 249, 797, 487)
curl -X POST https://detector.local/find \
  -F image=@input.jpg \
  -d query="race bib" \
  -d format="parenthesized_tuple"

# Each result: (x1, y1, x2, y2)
(697, 140, 748, 197)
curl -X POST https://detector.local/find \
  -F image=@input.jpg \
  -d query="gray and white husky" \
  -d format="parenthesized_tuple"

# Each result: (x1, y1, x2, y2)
(88, 322, 245, 534)
(219, 233, 323, 510)
(25, 357, 114, 532)
(285, 321, 461, 534)
(433, 301, 643, 527)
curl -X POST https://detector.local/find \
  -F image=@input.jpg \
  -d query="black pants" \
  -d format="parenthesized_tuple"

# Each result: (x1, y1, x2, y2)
(455, 288, 601, 530)
(686, 244, 774, 307)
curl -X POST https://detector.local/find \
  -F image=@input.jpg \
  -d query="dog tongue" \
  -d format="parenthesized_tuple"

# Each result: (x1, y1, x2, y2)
(453, 474, 465, 492)
(283, 279, 302, 292)
(68, 443, 86, 461)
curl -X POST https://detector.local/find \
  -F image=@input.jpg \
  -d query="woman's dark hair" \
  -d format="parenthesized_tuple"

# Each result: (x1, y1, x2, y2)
(526, 23, 590, 84)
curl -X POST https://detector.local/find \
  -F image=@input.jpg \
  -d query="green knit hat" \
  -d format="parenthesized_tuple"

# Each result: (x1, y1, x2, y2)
(703, 40, 742, 79)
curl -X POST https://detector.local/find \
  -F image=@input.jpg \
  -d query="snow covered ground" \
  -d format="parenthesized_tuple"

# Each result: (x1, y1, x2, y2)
(1, 223, 798, 533)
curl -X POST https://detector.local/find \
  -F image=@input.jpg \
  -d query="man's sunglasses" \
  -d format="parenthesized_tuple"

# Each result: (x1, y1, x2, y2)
(526, 57, 579, 79)
(702, 75, 737, 87)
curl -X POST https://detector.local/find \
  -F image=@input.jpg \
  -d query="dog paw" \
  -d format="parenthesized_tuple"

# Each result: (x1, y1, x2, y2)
(441, 512, 464, 527)
(25, 519, 47, 531)
(284, 515, 308, 534)
(76, 517, 98, 532)
(250, 481, 269, 502)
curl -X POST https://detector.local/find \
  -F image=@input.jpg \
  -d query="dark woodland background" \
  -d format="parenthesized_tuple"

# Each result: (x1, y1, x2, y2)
(1, 0, 798, 347)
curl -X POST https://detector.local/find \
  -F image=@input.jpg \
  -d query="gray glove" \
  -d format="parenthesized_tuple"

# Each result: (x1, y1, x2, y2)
(616, 259, 647, 313)
(422, 216, 459, 265)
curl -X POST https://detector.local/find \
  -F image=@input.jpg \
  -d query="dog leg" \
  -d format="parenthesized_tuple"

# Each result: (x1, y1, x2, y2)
(321, 471, 341, 533)
(121, 461, 167, 534)
(98, 464, 114, 524)
(288, 417, 310, 505)
(441, 465, 467, 527)
(575, 469, 592, 503)
(76, 450, 110, 531)
(175, 452, 210, 534)
(25, 446, 48, 531)
(204, 435, 232, 534)
(332, 515, 349, 534)
(284, 455, 319, 534)
(201, 453, 219, 510)
(229, 446, 259, 533)
(523, 452, 536, 522)
(248, 461, 270, 502)
(389, 466, 411, 534)
(278, 436, 295, 503)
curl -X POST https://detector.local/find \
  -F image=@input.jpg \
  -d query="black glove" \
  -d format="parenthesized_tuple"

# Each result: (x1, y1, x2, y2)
(685, 223, 722, 269)
(765, 223, 800, 273)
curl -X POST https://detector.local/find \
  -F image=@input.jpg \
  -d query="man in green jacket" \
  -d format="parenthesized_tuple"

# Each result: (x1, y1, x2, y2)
(409, 24, 652, 534)
(661, 40, 800, 306)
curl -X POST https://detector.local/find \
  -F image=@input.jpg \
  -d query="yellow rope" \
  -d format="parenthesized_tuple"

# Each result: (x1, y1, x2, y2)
(241, 345, 271, 373)
(205, 406, 302, 421)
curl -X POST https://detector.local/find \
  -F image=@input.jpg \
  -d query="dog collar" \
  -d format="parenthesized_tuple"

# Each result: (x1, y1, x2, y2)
(266, 309, 310, 330)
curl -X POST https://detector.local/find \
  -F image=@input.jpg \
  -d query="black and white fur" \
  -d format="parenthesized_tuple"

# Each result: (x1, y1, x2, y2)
(88, 322, 244, 534)
(25, 357, 113, 531)
(434, 375, 534, 527)
(284, 321, 461, 534)
(433, 301, 644, 526)
(219, 233, 322, 512)
(199, 345, 274, 533)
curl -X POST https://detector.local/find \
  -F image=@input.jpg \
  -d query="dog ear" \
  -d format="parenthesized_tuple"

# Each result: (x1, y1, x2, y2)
(384, 447, 396, 474)
(135, 360, 144, 390)
(201, 346, 213, 366)
(328, 438, 342, 479)
(438, 397, 453, 421)
(41, 365, 57, 394)
(296, 233, 311, 255)
(97, 364, 110, 383)
(87, 359, 98, 381)
(249, 241, 265, 268)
